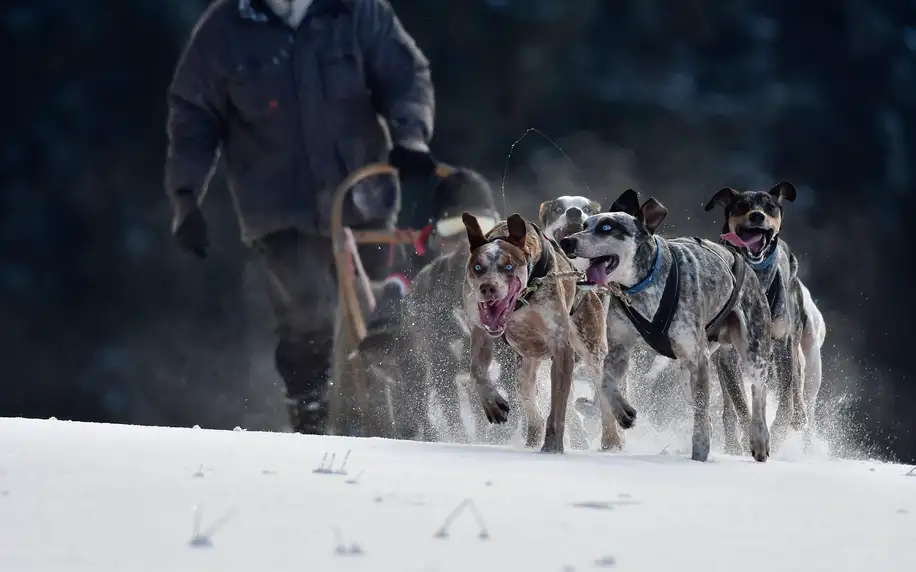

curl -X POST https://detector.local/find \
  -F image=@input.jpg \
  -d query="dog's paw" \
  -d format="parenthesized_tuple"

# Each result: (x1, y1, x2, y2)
(574, 396, 599, 418)
(524, 423, 544, 448)
(749, 427, 770, 463)
(600, 421, 624, 451)
(610, 392, 637, 429)
(600, 437, 624, 452)
(540, 441, 564, 454)
(478, 386, 510, 424)
(691, 432, 711, 462)
(540, 434, 564, 454)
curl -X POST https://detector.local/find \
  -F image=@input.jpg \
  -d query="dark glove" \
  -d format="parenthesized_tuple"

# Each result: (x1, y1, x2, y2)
(171, 190, 209, 259)
(389, 145, 437, 180)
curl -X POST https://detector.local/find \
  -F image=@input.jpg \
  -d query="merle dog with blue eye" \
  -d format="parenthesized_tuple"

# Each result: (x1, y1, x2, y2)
(560, 189, 774, 463)
(461, 212, 610, 454)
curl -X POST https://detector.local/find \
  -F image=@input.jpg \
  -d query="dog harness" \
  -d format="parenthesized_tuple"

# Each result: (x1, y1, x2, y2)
(531, 231, 593, 316)
(704, 246, 746, 344)
(614, 237, 746, 359)
(616, 237, 681, 359)
(733, 238, 782, 318)
(751, 241, 810, 331)
(513, 226, 555, 310)
(765, 272, 783, 316)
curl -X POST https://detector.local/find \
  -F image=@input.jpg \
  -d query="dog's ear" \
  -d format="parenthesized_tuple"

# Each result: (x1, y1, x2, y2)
(537, 201, 551, 226)
(609, 189, 640, 216)
(590, 200, 602, 214)
(704, 188, 738, 212)
(638, 198, 668, 235)
(768, 181, 796, 204)
(506, 213, 528, 250)
(462, 212, 488, 251)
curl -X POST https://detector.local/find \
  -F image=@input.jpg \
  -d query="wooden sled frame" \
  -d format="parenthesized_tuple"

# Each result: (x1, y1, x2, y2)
(328, 162, 454, 436)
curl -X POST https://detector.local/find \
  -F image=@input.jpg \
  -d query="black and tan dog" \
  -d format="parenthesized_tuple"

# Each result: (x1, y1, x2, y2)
(705, 182, 825, 448)
(461, 213, 611, 453)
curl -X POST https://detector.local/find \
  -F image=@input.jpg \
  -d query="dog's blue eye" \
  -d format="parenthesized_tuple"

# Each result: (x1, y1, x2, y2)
(473, 264, 482, 272)
(600, 224, 612, 232)
(505, 264, 514, 271)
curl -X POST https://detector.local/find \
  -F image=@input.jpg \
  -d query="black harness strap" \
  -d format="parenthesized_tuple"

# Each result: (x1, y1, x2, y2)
(496, 226, 558, 344)
(619, 239, 748, 357)
(513, 226, 554, 310)
(619, 254, 681, 360)
(706, 251, 746, 341)
(766, 270, 783, 317)
(796, 286, 809, 331)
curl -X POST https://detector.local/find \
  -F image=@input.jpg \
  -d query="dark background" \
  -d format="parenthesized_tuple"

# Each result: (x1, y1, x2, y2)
(4, 0, 915, 462)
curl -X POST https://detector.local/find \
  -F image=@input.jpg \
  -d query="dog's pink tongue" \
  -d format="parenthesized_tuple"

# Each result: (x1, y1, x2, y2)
(721, 232, 765, 251)
(478, 301, 507, 332)
(477, 278, 521, 333)
(721, 232, 749, 248)
(586, 260, 608, 286)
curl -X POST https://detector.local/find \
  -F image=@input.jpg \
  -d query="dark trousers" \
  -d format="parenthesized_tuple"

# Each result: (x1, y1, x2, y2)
(254, 227, 391, 434)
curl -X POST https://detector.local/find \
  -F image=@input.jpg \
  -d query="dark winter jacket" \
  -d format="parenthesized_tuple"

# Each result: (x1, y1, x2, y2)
(165, 0, 435, 242)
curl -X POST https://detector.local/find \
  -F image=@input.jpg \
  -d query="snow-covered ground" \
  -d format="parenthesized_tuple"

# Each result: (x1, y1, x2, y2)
(0, 417, 914, 572)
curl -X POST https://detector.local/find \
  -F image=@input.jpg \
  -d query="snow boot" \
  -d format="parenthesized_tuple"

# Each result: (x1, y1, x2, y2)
(285, 387, 328, 435)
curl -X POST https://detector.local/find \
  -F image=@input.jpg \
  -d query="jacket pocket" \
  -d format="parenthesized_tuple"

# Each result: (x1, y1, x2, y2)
(321, 50, 367, 101)
(229, 60, 286, 122)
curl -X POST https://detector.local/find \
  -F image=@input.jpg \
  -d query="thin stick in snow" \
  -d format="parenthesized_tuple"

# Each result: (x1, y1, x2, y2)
(434, 499, 490, 540)
(314, 452, 331, 474)
(201, 509, 237, 539)
(906, 466, 915, 476)
(593, 555, 617, 568)
(189, 506, 212, 548)
(334, 450, 351, 475)
(465, 500, 491, 540)
(434, 499, 470, 539)
(332, 527, 346, 553)
(332, 527, 364, 556)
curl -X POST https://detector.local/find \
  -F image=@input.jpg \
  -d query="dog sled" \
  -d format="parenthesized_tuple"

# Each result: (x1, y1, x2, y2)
(327, 162, 454, 438)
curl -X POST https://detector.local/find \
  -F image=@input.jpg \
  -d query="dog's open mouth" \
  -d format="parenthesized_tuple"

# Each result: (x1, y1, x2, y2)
(477, 277, 523, 337)
(552, 222, 583, 242)
(721, 227, 773, 257)
(585, 255, 620, 286)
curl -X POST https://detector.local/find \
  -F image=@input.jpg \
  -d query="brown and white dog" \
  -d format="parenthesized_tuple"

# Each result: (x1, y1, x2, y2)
(461, 212, 616, 453)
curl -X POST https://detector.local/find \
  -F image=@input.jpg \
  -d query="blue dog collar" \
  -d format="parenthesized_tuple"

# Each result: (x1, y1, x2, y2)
(625, 236, 663, 296)
(749, 243, 778, 270)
